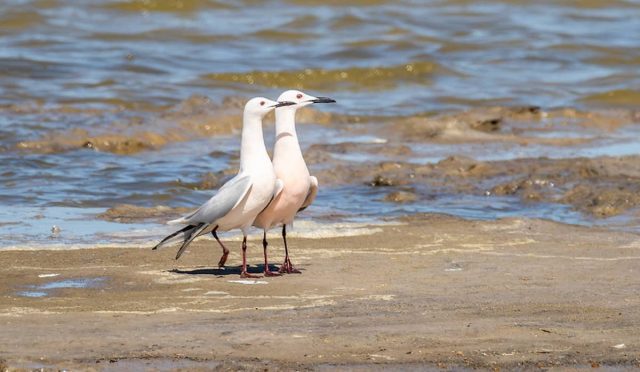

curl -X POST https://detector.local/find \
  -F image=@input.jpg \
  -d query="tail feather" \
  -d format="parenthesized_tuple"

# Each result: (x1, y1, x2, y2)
(152, 225, 196, 251)
(175, 223, 208, 260)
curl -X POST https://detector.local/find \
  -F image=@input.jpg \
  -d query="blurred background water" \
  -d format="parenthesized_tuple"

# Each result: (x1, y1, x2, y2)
(1, 0, 639, 248)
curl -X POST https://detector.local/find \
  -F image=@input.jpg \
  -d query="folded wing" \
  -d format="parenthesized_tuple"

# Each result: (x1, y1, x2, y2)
(298, 176, 318, 212)
(169, 174, 252, 226)
(154, 174, 253, 258)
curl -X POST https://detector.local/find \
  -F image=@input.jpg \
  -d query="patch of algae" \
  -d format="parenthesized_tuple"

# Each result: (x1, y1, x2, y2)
(203, 62, 449, 91)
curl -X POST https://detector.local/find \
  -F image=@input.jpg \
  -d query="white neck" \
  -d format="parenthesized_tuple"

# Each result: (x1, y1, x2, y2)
(273, 107, 308, 172)
(275, 108, 298, 139)
(274, 108, 303, 160)
(240, 112, 269, 171)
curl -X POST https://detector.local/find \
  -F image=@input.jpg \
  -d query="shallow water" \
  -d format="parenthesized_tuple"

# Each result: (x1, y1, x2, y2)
(1, 0, 639, 248)
(16, 277, 106, 298)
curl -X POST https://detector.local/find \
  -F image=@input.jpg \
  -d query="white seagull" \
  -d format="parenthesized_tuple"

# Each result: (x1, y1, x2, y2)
(253, 90, 335, 274)
(153, 97, 295, 278)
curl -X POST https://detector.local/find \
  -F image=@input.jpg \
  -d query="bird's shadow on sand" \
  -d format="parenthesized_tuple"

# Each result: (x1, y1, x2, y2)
(169, 264, 282, 277)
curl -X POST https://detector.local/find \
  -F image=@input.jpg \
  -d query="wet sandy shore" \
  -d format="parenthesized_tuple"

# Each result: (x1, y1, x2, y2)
(1, 214, 639, 370)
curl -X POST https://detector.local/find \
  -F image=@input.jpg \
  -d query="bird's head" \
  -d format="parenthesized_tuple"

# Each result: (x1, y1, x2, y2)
(244, 97, 296, 118)
(276, 90, 336, 110)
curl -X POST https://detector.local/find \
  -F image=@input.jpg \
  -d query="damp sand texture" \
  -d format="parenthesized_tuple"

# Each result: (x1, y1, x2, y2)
(1, 215, 640, 370)
(2, 1, 640, 246)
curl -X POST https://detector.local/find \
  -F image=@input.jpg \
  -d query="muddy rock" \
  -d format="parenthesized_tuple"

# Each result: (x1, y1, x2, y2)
(295, 106, 335, 125)
(396, 106, 544, 140)
(383, 190, 418, 203)
(549, 108, 632, 130)
(433, 156, 492, 177)
(382, 106, 639, 147)
(457, 106, 543, 124)
(395, 116, 457, 140)
(15, 128, 184, 155)
(303, 146, 334, 165)
(172, 169, 236, 191)
(482, 156, 640, 217)
(369, 162, 415, 187)
(199, 172, 221, 189)
(561, 184, 640, 217)
(13, 96, 249, 155)
(370, 175, 396, 187)
(310, 161, 416, 187)
(310, 152, 640, 218)
(306, 142, 411, 157)
(491, 178, 556, 196)
(394, 115, 509, 143)
(97, 204, 192, 223)
(167, 94, 215, 115)
(471, 117, 502, 132)
(83, 132, 174, 154)
(164, 95, 243, 137)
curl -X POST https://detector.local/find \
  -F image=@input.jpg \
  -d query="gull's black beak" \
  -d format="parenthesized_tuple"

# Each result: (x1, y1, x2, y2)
(273, 101, 296, 108)
(309, 96, 336, 104)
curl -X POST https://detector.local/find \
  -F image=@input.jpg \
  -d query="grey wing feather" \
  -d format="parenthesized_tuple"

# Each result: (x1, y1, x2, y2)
(175, 174, 252, 225)
(298, 176, 318, 212)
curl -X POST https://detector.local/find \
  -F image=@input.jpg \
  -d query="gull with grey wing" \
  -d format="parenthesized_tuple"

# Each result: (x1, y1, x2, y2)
(153, 97, 295, 278)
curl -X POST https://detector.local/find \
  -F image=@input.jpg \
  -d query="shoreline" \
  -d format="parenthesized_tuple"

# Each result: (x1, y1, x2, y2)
(2, 214, 639, 370)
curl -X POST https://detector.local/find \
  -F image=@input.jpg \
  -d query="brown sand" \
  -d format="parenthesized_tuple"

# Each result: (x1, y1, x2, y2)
(1, 214, 639, 370)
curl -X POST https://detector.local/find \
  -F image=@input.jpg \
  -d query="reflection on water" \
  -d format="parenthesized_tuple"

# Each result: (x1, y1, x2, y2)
(0, 0, 639, 248)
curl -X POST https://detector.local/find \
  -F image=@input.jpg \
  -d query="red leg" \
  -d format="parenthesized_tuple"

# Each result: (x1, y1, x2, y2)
(240, 235, 261, 278)
(263, 231, 281, 277)
(279, 225, 301, 274)
(212, 228, 229, 268)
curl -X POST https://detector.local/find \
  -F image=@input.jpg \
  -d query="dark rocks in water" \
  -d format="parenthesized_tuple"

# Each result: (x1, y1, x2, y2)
(491, 178, 555, 196)
(370, 175, 396, 187)
(491, 181, 519, 196)
(384, 191, 417, 203)
(513, 106, 541, 115)
(208, 150, 230, 159)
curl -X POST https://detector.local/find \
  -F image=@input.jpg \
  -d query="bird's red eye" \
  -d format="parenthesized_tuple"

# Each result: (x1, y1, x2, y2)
(260, 101, 265, 106)
(296, 94, 303, 99)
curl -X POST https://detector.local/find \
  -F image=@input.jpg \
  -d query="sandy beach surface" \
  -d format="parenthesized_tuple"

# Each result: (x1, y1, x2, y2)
(1, 214, 639, 370)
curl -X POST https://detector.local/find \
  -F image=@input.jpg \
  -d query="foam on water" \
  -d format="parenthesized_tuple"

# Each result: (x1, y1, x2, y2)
(0, 208, 390, 250)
